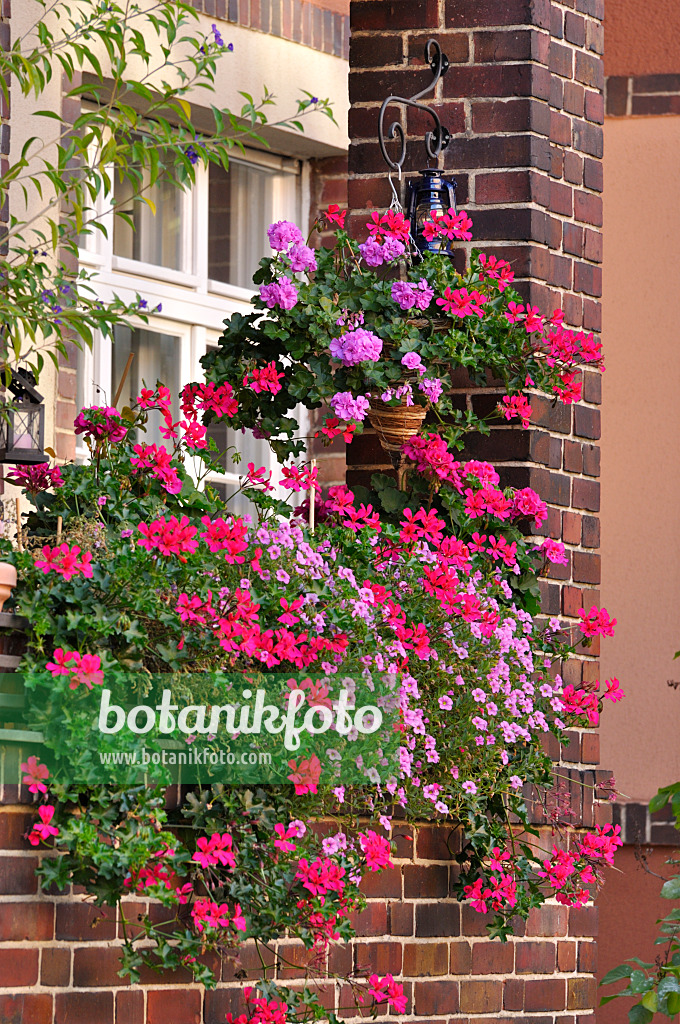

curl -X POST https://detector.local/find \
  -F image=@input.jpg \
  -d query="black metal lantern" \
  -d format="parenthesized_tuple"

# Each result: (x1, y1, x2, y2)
(407, 169, 457, 255)
(0, 368, 48, 465)
(378, 39, 456, 255)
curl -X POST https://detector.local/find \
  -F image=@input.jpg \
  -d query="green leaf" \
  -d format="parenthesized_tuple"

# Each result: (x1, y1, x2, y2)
(628, 1004, 654, 1024)
(667, 991, 680, 1015)
(661, 876, 680, 900)
(641, 991, 658, 1012)
(601, 964, 634, 986)
(649, 790, 670, 814)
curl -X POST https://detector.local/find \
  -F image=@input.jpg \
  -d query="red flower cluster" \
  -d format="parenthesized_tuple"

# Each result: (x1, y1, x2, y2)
(137, 515, 199, 561)
(244, 361, 285, 396)
(7, 463, 63, 496)
(422, 209, 473, 242)
(578, 605, 616, 638)
(34, 543, 93, 580)
(130, 442, 181, 494)
(45, 648, 103, 690)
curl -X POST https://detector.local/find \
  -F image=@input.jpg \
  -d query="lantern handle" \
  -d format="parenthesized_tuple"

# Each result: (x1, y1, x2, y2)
(378, 39, 452, 173)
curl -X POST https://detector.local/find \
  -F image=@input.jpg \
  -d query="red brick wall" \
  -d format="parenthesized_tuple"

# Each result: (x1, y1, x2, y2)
(344, 1, 607, 1019)
(189, 0, 350, 58)
(0, 801, 612, 1023)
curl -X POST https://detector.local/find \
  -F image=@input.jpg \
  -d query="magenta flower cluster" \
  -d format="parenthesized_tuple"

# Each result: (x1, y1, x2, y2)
(330, 391, 370, 422)
(329, 327, 383, 366)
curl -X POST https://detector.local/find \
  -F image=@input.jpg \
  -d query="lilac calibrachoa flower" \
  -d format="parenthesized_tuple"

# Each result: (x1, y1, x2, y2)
(330, 392, 370, 421)
(267, 220, 304, 251)
(329, 327, 383, 366)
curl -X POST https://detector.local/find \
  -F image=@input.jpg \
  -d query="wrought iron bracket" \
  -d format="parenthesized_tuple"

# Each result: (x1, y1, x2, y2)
(378, 39, 452, 173)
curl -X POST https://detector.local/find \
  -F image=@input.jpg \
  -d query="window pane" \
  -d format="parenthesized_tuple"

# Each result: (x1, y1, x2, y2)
(208, 160, 297, 288)
(112, 326, 181, 447)
(113, 167, 183, 270)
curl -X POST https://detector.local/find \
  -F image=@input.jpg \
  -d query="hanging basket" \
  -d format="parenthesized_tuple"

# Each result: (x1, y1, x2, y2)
(367, 397, 427, 471)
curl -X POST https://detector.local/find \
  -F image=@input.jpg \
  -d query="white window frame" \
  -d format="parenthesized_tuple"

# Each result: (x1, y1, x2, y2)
(77, 145, 308, 504)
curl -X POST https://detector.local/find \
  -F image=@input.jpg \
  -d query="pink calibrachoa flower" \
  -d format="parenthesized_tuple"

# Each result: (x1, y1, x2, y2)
(578, 605, 616, 638)
(359, 830, 393, 871)
(21, 756, 49, 794)
(137, 515, 199, 561)
(27, 805, 59, 846)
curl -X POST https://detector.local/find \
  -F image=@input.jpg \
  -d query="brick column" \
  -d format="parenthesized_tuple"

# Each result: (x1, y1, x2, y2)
(347, 1, 609, 1018)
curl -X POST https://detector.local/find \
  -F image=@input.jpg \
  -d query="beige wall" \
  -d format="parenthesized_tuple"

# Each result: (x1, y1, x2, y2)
(600, 116, 680, 801)
(605, 0, 680, 76)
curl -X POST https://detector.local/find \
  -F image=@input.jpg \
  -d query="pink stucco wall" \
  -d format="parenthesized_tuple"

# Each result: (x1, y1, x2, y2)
(605, 0, 680, 76)
(599, 115, 680, 802)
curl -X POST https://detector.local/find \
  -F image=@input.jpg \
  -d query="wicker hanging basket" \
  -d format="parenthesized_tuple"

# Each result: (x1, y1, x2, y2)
(367, 397, 427, 471)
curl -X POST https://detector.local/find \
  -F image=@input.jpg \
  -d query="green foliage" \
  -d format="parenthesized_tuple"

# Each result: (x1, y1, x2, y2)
(0, 0, 334, 376)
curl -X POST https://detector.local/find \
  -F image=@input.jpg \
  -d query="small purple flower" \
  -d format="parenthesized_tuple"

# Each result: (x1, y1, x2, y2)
(287, 242, 317, 272)
(401, 351, 425, 373)
(419, 377, 443, 403)
(186, 144, 199, 165)
(121, 528, 133, 539)
(138, 299, 148, 310)
(211, 23, 224, 46)
(267, 220, 304, 251)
